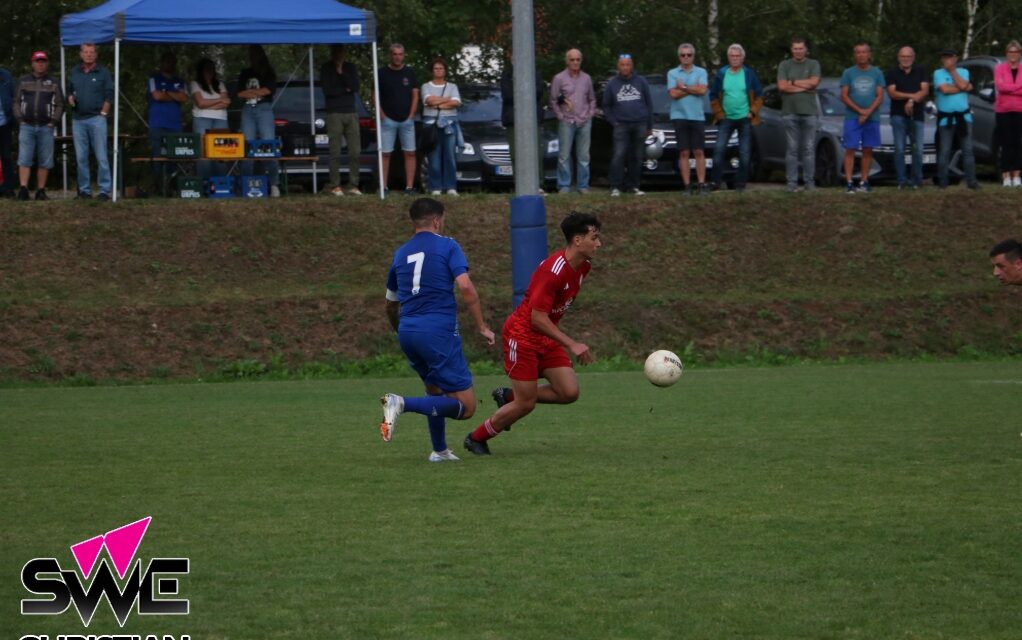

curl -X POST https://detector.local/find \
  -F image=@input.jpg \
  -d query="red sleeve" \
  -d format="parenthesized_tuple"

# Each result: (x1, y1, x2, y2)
(528, 267, 561, 314)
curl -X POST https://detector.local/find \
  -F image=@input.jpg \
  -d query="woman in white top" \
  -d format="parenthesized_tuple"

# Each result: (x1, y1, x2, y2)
(421, 58, 462, 195)
(190, 58, 229, 178)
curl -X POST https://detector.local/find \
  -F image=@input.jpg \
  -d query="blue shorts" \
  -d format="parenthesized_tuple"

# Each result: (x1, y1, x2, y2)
(398, 330, 473, 393)
(842, 118, 881, 150)
(18, 124, 56, 169)
(380, 116, 416, 153)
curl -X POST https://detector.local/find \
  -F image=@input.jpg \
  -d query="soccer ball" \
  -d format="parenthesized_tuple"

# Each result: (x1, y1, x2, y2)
(644, 350, 684, 387)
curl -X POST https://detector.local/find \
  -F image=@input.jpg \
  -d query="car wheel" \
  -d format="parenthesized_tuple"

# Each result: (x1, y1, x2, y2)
(814, 141, 840, 187)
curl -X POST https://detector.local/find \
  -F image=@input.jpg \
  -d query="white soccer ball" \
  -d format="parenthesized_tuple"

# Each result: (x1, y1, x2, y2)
(644, 350, 684, 387)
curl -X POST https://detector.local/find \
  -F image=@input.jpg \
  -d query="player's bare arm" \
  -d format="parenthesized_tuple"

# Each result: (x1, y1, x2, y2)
(530, 309, 594, 365)
(455, 273, 495, 345)
(385, 300, 400, 331)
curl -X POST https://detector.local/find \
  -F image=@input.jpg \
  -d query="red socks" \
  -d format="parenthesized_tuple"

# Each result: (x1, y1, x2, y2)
(471, 418, 499, 442)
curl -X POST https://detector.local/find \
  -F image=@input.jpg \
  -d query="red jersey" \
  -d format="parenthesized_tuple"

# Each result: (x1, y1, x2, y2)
(503, 249, 591, 348)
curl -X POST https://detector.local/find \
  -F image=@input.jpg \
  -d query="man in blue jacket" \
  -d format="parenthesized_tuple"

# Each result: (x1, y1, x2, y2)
(603, 54, 653, 196)
(709, 44, 763, 192)
(0, 65, 15, 197)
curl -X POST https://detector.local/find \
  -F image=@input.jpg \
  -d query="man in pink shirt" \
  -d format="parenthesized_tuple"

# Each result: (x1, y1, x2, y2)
(550, 49, 596, 194)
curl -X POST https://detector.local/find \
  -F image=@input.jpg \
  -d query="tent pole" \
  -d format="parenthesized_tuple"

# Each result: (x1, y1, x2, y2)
(60, 46, 68, 197)
(372, 41, 384, 200)
(309, 46, 317, 194)
(112, 37, 121, 202)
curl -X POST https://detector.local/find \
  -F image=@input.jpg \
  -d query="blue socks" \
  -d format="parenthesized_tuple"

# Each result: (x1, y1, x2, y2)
(403, 395, 464, 419)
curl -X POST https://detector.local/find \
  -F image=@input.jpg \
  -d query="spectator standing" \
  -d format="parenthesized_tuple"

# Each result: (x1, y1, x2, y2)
(885, 46, 929, 189)
(934, 48, 978, 189)
(377, 44, 419, 195)
(709, 44, 763, 193)
(189, 58, 229, 179)
(13, 51, 63, 201)
(68, 43, 114, 200)
(0, 64, 14, 197)
(237, 45, 280, 197)
(421, 58, 462, 196)
(550, 48, 595, 194)
(994, 40, 1022, 187)
(321, 45, 362, 196)
(501, 55, 545, 189)
(839, 43, 884, 193)
(777, 38, 821, 191)
(667, 43, 709, 195)
(603, 54, 653, 197)
(147, 52, 187, 194)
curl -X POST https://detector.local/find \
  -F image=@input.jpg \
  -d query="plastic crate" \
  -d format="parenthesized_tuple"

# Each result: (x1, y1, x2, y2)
(281, 134, 314, 157)
(246, 139, 281, 158)
(163, 133, 200, 158)
(177, 175, 203, 198)
(238, 175, 269, 198)
(206, 176, 235, 198)
(203, 132, 245, 159)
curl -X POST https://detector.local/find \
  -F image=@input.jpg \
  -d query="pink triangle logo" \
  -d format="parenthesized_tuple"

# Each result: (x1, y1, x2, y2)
(69, 517, 153, 580)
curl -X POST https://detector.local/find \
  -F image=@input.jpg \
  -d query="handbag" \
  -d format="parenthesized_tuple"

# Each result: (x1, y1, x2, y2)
(418, 83, 447, 154)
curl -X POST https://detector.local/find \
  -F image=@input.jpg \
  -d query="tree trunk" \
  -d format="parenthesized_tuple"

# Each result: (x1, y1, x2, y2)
(707, 0, 720, 68)
(963, 0, 980, 58)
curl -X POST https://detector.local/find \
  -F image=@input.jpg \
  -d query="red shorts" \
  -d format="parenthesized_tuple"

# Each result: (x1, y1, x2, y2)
(503, 334, 572, 381)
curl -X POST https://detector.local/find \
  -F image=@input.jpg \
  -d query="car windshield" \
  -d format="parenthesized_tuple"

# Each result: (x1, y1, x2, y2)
(458, 87, 503, 123)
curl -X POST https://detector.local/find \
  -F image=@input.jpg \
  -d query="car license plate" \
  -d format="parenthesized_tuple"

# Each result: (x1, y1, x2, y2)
(315, 134, 329, 145)
(689, 158, 713, 168)
(496, 165, 514, 176)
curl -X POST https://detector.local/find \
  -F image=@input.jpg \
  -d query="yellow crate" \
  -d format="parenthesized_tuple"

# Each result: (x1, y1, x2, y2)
(203, 132, 245, 159)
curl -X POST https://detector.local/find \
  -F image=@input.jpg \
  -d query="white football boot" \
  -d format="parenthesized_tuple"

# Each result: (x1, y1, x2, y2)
(379, 393, 404, 442)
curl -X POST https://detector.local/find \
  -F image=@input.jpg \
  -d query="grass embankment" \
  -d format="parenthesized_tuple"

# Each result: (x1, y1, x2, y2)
(2, 189, 1022, 383)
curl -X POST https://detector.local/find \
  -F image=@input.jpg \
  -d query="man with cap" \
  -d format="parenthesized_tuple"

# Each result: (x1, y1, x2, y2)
(0, 63, 15, 197)
(934, 48, 978, 189)
(14, 51, 64, 201)
(68, 42, 114, 200)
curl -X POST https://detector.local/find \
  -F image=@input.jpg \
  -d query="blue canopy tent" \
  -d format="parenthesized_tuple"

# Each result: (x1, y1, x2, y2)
(59, 0, 383, 200)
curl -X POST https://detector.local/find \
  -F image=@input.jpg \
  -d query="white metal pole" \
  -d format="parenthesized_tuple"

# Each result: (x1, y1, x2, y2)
(372, 41, 384, 199)
(511, 0, 540, 195)
(112, 37, 121, 202)
(309, 46, 317, 194)
(61, 46, 68, 196)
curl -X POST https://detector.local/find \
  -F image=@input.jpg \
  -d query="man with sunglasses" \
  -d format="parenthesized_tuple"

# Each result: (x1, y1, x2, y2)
(550, 49, 596, 194)
(667, 43, 709, 195)
(777, 37, 821, 191)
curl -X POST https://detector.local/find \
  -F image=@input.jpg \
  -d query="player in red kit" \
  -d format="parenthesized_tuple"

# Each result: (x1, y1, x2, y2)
(464, 212, 601, 455)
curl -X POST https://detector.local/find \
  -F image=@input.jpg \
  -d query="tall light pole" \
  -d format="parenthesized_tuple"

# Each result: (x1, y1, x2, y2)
(511, 0, 540, 195)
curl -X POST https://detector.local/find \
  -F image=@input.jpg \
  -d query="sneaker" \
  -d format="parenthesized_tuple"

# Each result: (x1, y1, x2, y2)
(379, 393, 404, 442)
(699, 182, 711, 195)
(430, 190, 442, 196)
(631, 188, 645, 196)
(403, 187, 416, 196)
(967, 182, 981, 190)
(463, 433, 491, 456)
(445, 189, 459, 196)
(76, 191, 92, 200)
(428, 449, 460, 463)
(97, 193, 110, 201)
(1003, 177, 1012, 188)
(804, 184, 817, 192)
(491, 387, 513, 408)
(858, 182, 871, 193)
(17, 186, 30, 201)
(348, 187, 362, 196)
(558, 187, 571, 194)
(1013, 176, 1022, 187)
(609, 188, 621, 197)
(331, 186, 345, 196)
(578, 188, 590, 195)
(538, 188, 546, 195)
(845, 182, 856, 194)
(786, 184, 799, 193)
(35, 189, 48, 201)
(270, 185, 281, 198)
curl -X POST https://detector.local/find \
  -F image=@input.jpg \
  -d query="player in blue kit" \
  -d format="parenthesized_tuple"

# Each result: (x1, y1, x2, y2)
(379, 197, 495, 462)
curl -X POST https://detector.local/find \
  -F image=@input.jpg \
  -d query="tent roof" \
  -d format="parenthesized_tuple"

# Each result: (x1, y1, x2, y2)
(60, 0, 376, 46)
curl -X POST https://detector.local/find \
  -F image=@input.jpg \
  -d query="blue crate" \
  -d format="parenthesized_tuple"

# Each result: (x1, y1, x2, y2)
(206, 176, 235, 199)
(245, 139, 281, 158)
(238, 175, 269, 198)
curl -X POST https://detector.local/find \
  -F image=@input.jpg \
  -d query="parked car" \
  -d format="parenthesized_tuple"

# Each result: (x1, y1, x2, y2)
(421, 84, 557, 190)
(591, 74, 739, 188)
(227, 81, 378, 188)
(957, 55, 1006, 169)
(753, 79, 939, 185)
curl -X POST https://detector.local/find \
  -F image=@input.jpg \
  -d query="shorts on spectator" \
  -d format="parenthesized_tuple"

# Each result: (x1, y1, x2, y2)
(18, 124, 56, 169)
(380, 116, 416, 153)
(672, 119, 706, 152)
(842, 118, 881, 150)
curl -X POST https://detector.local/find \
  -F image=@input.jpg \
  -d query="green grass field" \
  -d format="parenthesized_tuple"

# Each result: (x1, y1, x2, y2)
(3, 361, 1021, 638)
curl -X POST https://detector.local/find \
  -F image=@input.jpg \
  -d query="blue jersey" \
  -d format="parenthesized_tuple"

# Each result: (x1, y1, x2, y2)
(386, 232, 469, 333)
